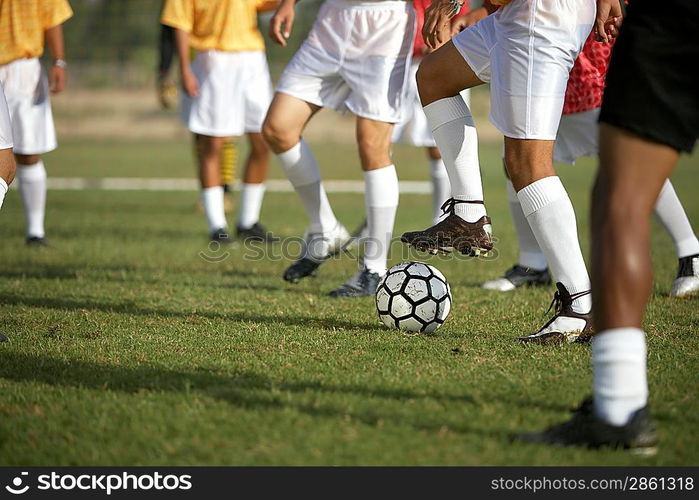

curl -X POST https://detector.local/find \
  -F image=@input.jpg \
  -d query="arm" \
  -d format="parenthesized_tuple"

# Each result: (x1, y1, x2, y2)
(45, 24, 66, 94)
(257, 0, 281, 14)
(173, 28, 199, 97)
(450, 6, 489, 36)
(269, 0, 297, 47)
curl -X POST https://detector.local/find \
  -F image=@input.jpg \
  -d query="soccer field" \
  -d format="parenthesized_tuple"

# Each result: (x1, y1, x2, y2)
(1, 135, 698, 466)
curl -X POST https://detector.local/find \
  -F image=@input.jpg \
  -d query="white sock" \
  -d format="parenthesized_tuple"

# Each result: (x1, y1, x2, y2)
(592, 328, 648, 426)
(507, 179, 547, 271)
(277, 140, 338, 233)
(237, 183, 265, 229)
(200, 186, 227, 232)
(0, 178, 8, 211)
(423, 97, 487, 222)
(428, 157, 450, 224)
(17, 161, 47, 238)
(654, 180, 699, 258)
(363, 165, 399, 275)
(517, 176, 591, 313)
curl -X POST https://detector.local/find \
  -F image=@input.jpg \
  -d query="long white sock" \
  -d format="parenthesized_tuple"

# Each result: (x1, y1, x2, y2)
(423, 97, 487, 222)
(655, 180, 699, 258)
(518, 176, 591, 313)
(0, 178, 8, 211)
(428, 157, 450, 224)
(201, 186, 227, 232)
(17, 161, 47, 238)
(592, 328, 648, 426)
(277, 140, 338, 233)
(363, 165, 399, 275)
(237, 183, 265, 229)
(507, 179, 547, 271)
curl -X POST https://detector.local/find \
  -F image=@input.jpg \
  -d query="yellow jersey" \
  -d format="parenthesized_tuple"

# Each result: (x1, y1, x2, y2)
(0, 0, 73, 66)
(161, 0, 276, 53)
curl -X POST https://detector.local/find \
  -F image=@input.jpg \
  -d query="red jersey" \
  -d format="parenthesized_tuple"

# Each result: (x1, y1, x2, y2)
(563, 32, 615, 115)
(413, 0, 470, 57)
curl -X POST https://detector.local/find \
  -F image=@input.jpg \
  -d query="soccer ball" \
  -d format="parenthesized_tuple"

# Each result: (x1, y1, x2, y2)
(375, 261, 452, 333)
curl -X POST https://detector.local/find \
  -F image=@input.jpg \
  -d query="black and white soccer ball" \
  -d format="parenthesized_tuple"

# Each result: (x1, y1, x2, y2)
(375, 261, 452, 333)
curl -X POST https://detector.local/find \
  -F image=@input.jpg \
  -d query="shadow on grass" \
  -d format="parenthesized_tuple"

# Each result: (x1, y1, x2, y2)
(0, 293, 378, 332)
(0, 351, 513, 439)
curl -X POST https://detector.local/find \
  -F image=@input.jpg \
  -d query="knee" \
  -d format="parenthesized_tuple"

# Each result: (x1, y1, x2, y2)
(262, 115, 296, 153)
(357, 134, 391, 170)
(15, 154, 40, 166)
(416, 57, 440, 102)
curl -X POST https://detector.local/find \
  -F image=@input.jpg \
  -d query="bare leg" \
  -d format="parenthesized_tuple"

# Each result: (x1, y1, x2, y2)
(196, 135, 226, 188)
(0, 148, 16, 185)
(262, 92, 320, 154)
(592, 124, 678, 329)
(242, 132, 270, 184)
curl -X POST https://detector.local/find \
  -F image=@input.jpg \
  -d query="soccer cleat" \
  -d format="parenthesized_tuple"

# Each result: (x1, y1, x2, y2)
(26, 236, 49, 247)
(283, 224, 352, 284)
(517, 282, 593, 345)
(0, 333, 7, 342)
(236, 222, 280, 243)
(210, 227, 234, 245)
(482, 265, 551, 291)
(328, 266, 382, 298)
(518, 397, 658, 455)
(401, 198, 493, 257)
(670, 253, 699, 298)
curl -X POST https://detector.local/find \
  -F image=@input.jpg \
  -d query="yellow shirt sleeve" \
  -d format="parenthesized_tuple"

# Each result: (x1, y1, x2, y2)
(40, 0, 73, 30)
(161, 0, 194, 32)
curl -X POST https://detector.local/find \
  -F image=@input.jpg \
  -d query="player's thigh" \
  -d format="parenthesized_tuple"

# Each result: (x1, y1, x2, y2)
(416, 41, 484, 106)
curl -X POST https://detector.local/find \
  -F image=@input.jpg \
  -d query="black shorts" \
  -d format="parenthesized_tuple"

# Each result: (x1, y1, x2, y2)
(599, 0, 699, 153)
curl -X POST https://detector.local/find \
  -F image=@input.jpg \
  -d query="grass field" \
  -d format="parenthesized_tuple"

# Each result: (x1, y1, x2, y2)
(1, 134, 698, 466)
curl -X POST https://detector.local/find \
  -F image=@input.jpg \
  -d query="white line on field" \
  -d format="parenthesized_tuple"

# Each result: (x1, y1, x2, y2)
(10, 178, 432, 194)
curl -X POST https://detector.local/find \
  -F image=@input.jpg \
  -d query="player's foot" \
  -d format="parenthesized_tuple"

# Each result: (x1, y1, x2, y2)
(518, 397, 658, 455)
(670, 253, 699, 298)
(328, 266, 382, 298)
(210, 228, 233, 245)
(236, 222, 280, 243)
(26, 236, 49, 247)
(401, 198, 493, 256)
(517, 282, 593, 345)
(283, 224, 352, 284)
(482, 265, 551, 291)
(0, 333, 7, 342)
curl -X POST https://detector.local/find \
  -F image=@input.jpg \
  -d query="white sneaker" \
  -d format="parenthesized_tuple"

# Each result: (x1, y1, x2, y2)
(670, 254, 699, 298)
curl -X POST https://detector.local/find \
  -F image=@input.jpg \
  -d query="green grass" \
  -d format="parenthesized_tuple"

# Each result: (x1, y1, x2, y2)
(0, 140, 698, 465)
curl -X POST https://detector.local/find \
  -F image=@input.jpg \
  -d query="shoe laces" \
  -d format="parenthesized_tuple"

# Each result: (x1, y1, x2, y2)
(439, 197, 484, 217)
(545, 287, 591, 316)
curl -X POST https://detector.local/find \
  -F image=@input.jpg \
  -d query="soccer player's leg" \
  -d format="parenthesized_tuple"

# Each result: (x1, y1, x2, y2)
(328, 117, 398, 298)
(401, 41, 492, 257)
(263, 93, 350, 283)
(0, 89, 15, 212)
(235, 132, 279, 242)
(195, 134, 231, 243)
(653, 180, 699, 297)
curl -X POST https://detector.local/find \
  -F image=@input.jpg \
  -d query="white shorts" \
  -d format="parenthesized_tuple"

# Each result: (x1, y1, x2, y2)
(276, 0, 415, 123)
(182, 50, 273, 137)
(0, 58, 57, 155)
(0, 83, 12, 150)
(452, 0, 595, 140)
(554, 107, 599, 164)
(392, 59, 470, 147)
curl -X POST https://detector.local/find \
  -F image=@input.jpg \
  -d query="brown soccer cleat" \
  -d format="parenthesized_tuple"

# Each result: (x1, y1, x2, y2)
(400, 198, 493, 257)
(517, 282, 594, 345)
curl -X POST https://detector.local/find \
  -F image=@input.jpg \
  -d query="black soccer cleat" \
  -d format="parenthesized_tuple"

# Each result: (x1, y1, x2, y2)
(670, 253, 699, 298)
(283, 258, 322, 284)
(328, 267, 382, 298)
(210, 228, 234, 245)
(26, 236, 49, 247)
(517, 282, 593, 345)
(236, 222, 280, 243)
(518, 397, 658, 455)
(482, 264, 551, 291)
(401, 198, 493, 257)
